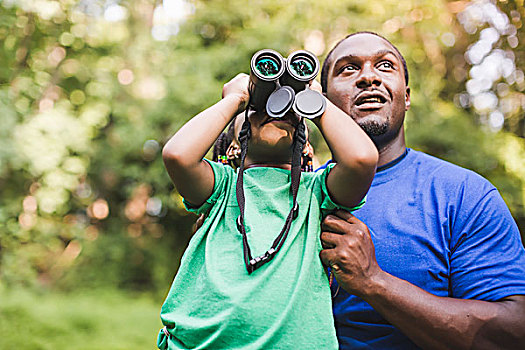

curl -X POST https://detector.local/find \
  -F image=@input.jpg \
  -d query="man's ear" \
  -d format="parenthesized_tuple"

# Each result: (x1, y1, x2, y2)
(226, 141, 241, 160)
(405, 87, 411, 111)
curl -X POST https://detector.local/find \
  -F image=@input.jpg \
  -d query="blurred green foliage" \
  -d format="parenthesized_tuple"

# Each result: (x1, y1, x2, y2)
(0, 288, 161, 349)
(0, 0, 523, 300)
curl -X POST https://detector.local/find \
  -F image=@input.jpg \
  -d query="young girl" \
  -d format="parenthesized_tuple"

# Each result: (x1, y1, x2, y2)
(158, 73, 378, 349)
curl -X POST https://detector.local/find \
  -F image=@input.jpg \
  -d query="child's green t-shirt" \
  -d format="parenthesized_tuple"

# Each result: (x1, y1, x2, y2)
(158, 160, 363, 349)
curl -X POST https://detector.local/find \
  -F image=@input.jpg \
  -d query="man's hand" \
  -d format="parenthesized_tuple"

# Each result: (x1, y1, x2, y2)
(320, 211, 525, 349)
(320, 210, 383, 298)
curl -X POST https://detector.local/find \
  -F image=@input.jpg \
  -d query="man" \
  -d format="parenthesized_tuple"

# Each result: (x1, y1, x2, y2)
(319, 31, 525, 349)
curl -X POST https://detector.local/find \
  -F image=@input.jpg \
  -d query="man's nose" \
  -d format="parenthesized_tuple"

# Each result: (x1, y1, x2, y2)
(356, 64, 381, 88)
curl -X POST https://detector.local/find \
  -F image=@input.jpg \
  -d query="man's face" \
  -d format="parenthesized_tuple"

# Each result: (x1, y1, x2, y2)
(325, 34, 410, 145)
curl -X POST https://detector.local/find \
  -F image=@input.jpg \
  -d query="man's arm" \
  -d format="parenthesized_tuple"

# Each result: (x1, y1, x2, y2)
(320, 210, 525, 350)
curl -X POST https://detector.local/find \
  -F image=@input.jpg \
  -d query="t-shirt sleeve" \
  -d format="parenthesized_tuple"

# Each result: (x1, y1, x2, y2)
(450, 187, 525, 301)
(318, 162, 366, 213)
(182, 159, 230, 216)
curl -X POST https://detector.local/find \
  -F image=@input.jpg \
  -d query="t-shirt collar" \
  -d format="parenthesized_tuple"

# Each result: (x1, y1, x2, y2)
(377, 148, 409, 172)
(371, 148, 416, 186)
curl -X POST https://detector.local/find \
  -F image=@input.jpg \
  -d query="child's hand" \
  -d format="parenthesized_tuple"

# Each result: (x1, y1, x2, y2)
(223, 73, 250, 114)
(309, 79, 323, 93)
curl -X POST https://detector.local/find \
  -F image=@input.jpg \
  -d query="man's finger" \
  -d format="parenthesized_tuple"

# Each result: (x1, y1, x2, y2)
(321, 238, 335, 249)
(322, 214, 354, 233)
(320, 231, 344, 247)
(319, 247, 338, 267)
(333, 209, 363, 224)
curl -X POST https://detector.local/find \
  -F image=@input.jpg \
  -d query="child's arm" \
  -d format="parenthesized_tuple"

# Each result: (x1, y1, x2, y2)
(162, 74, 249, 207)
(311, 82, 379, 208)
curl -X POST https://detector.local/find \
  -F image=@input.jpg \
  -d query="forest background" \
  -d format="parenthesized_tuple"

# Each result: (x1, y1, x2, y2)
(0, 0, 524, 348)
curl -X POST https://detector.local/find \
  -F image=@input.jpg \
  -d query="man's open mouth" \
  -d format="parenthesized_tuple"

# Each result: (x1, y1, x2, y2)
(355, 93, 387, 107)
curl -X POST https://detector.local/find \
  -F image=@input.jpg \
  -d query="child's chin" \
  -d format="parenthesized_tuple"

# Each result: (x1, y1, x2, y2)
(252, 134, 294, 154)
(249, 124, 295, 152)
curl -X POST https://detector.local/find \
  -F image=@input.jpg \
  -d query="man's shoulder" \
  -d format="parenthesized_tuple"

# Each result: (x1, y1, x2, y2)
(411, 149, 494, 190)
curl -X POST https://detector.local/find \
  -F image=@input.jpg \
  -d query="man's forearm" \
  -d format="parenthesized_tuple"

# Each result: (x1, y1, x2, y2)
(321, 212, 525, 349)
(357, 271, 525, 350)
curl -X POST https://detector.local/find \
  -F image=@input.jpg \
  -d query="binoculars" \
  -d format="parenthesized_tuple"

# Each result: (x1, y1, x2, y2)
(249, 49, 326, 120)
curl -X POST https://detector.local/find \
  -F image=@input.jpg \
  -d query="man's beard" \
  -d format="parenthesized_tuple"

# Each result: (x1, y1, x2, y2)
(358, 119, 389, 137)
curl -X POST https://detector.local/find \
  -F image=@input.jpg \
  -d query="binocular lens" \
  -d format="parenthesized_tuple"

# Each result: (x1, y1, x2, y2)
(249, 50, 286, 112)
(255, 58, 281, 77)
(281, 50, 319, 92)
(290, 58, 315, 77)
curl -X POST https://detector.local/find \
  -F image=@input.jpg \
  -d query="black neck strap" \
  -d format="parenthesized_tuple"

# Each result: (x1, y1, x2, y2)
(235, 109, 305, 274)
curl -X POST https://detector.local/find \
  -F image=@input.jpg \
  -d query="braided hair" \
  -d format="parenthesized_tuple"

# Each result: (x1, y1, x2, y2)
(212, 116, 237, 167)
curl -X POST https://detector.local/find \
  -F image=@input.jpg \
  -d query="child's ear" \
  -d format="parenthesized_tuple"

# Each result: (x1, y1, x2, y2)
(226, 141, 241, 160)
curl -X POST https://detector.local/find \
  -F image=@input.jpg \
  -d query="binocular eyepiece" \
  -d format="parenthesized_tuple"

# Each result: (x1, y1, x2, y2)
(249, 49, 325, 120)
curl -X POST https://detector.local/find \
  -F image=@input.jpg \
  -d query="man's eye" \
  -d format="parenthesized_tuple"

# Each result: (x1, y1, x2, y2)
(378, 61, 394, 69)
(341, 65, 358, 72)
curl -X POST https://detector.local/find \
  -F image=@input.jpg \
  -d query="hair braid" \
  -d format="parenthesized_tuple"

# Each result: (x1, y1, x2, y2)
(212, 116, 237, 165)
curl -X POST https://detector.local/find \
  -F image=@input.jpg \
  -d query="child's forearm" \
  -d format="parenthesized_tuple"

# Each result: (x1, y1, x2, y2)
(314, 99, 378, 169)
(162, 94, 244, 168)
(162, 73, 249, 206)
(162, 94, 244, 206)
(314, 99, 378, 208)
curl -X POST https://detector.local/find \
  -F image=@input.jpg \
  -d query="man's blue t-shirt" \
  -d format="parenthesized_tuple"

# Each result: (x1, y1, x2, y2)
(321, 149, 525, 349)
